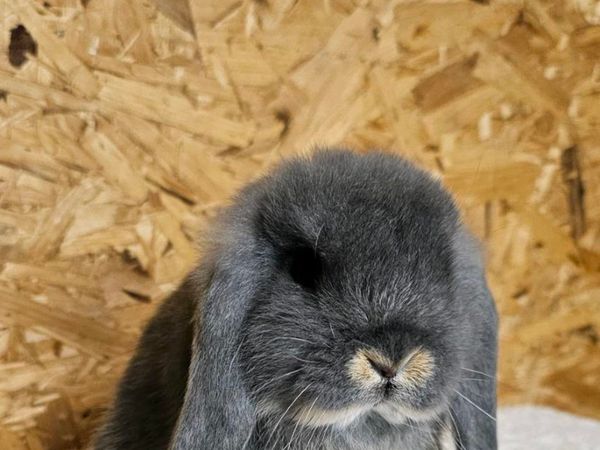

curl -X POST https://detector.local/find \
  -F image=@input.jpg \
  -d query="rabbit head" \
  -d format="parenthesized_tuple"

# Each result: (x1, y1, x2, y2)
(239, 150, 463, 426)
(172, 149, 468, 448)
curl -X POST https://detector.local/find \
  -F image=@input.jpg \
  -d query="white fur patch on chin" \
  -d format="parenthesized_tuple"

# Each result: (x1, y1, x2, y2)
(438, 424, 457, 450)
(292, 403, 369, 428)
(374, 401, 444, 424)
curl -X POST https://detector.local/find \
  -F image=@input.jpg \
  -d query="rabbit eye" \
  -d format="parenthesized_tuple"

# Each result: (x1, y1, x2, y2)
(288, 246, 322, 291)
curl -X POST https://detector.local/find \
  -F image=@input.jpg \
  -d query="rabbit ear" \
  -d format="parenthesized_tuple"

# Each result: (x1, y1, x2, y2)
(450, 227, 498, 449)
(169, 242, 261, 449)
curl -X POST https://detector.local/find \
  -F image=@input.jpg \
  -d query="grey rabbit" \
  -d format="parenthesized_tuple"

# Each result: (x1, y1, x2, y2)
(95, 149, 498, 450)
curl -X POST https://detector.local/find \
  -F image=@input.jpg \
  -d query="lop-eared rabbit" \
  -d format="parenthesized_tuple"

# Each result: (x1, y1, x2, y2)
(96, 149, 497, 450)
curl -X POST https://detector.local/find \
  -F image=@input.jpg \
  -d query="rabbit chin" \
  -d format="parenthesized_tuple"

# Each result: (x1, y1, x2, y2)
(373, 400, 446, 424)
(291, 403, 371, 428)
(257, 396, 445, 430)
(257, 400, 370, 428)
(288, 400, 444, 429)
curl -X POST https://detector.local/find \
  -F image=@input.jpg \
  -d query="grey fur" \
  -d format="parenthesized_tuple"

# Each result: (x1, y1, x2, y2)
(95, 149, 497, 450)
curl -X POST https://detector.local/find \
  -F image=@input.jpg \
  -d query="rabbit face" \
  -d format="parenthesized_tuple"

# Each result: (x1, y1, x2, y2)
(238, 151, 463, 430)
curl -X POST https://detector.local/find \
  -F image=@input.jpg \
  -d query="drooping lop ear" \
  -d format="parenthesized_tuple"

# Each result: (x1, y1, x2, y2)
(169, 231, 264, 449)
(450, 227, 498, 449)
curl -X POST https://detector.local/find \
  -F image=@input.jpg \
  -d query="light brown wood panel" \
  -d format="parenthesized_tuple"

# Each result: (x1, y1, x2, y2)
(0, 0, 599, 447)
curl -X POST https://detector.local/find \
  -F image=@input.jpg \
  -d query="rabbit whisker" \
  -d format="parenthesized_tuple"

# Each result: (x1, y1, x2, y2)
(266, 382, 314, 449)
(253, 368, 303, 396)
(287, 354, 319, 364)
(241, 424, 254, 450)
(328, 321, 336, 339)
(431, 412, 458, 450)
(284, 395, 320, 450)
(461, 367, 494, 379)
(305, 408, 326, 449)
(448, 406, 466, 450)
(453, 389, 496, 422)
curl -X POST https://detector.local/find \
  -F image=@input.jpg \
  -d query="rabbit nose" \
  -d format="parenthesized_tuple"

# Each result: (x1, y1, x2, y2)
(367, 357, 397, 379)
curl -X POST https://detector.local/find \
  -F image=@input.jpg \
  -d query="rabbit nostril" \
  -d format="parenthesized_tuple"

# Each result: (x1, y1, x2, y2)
(367, 358, 396, 379)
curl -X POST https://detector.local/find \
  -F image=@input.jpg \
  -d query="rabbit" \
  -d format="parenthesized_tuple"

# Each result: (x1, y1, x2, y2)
(95, 149, 498, 450)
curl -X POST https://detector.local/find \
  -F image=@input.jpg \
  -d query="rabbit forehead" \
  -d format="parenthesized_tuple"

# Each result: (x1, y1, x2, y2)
(254, 150, 458, 240)
(257, 180, 456, 254)
(252, 154, 458, 279)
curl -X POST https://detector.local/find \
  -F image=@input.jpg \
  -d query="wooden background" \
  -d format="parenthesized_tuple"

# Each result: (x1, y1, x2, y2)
(1, 0, 600, 448)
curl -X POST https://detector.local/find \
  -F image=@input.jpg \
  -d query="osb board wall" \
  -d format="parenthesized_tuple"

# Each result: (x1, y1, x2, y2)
(0, 0, 600, 447)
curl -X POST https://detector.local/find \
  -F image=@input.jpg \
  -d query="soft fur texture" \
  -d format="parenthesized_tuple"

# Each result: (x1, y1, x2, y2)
(95, 149, 498, 450)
